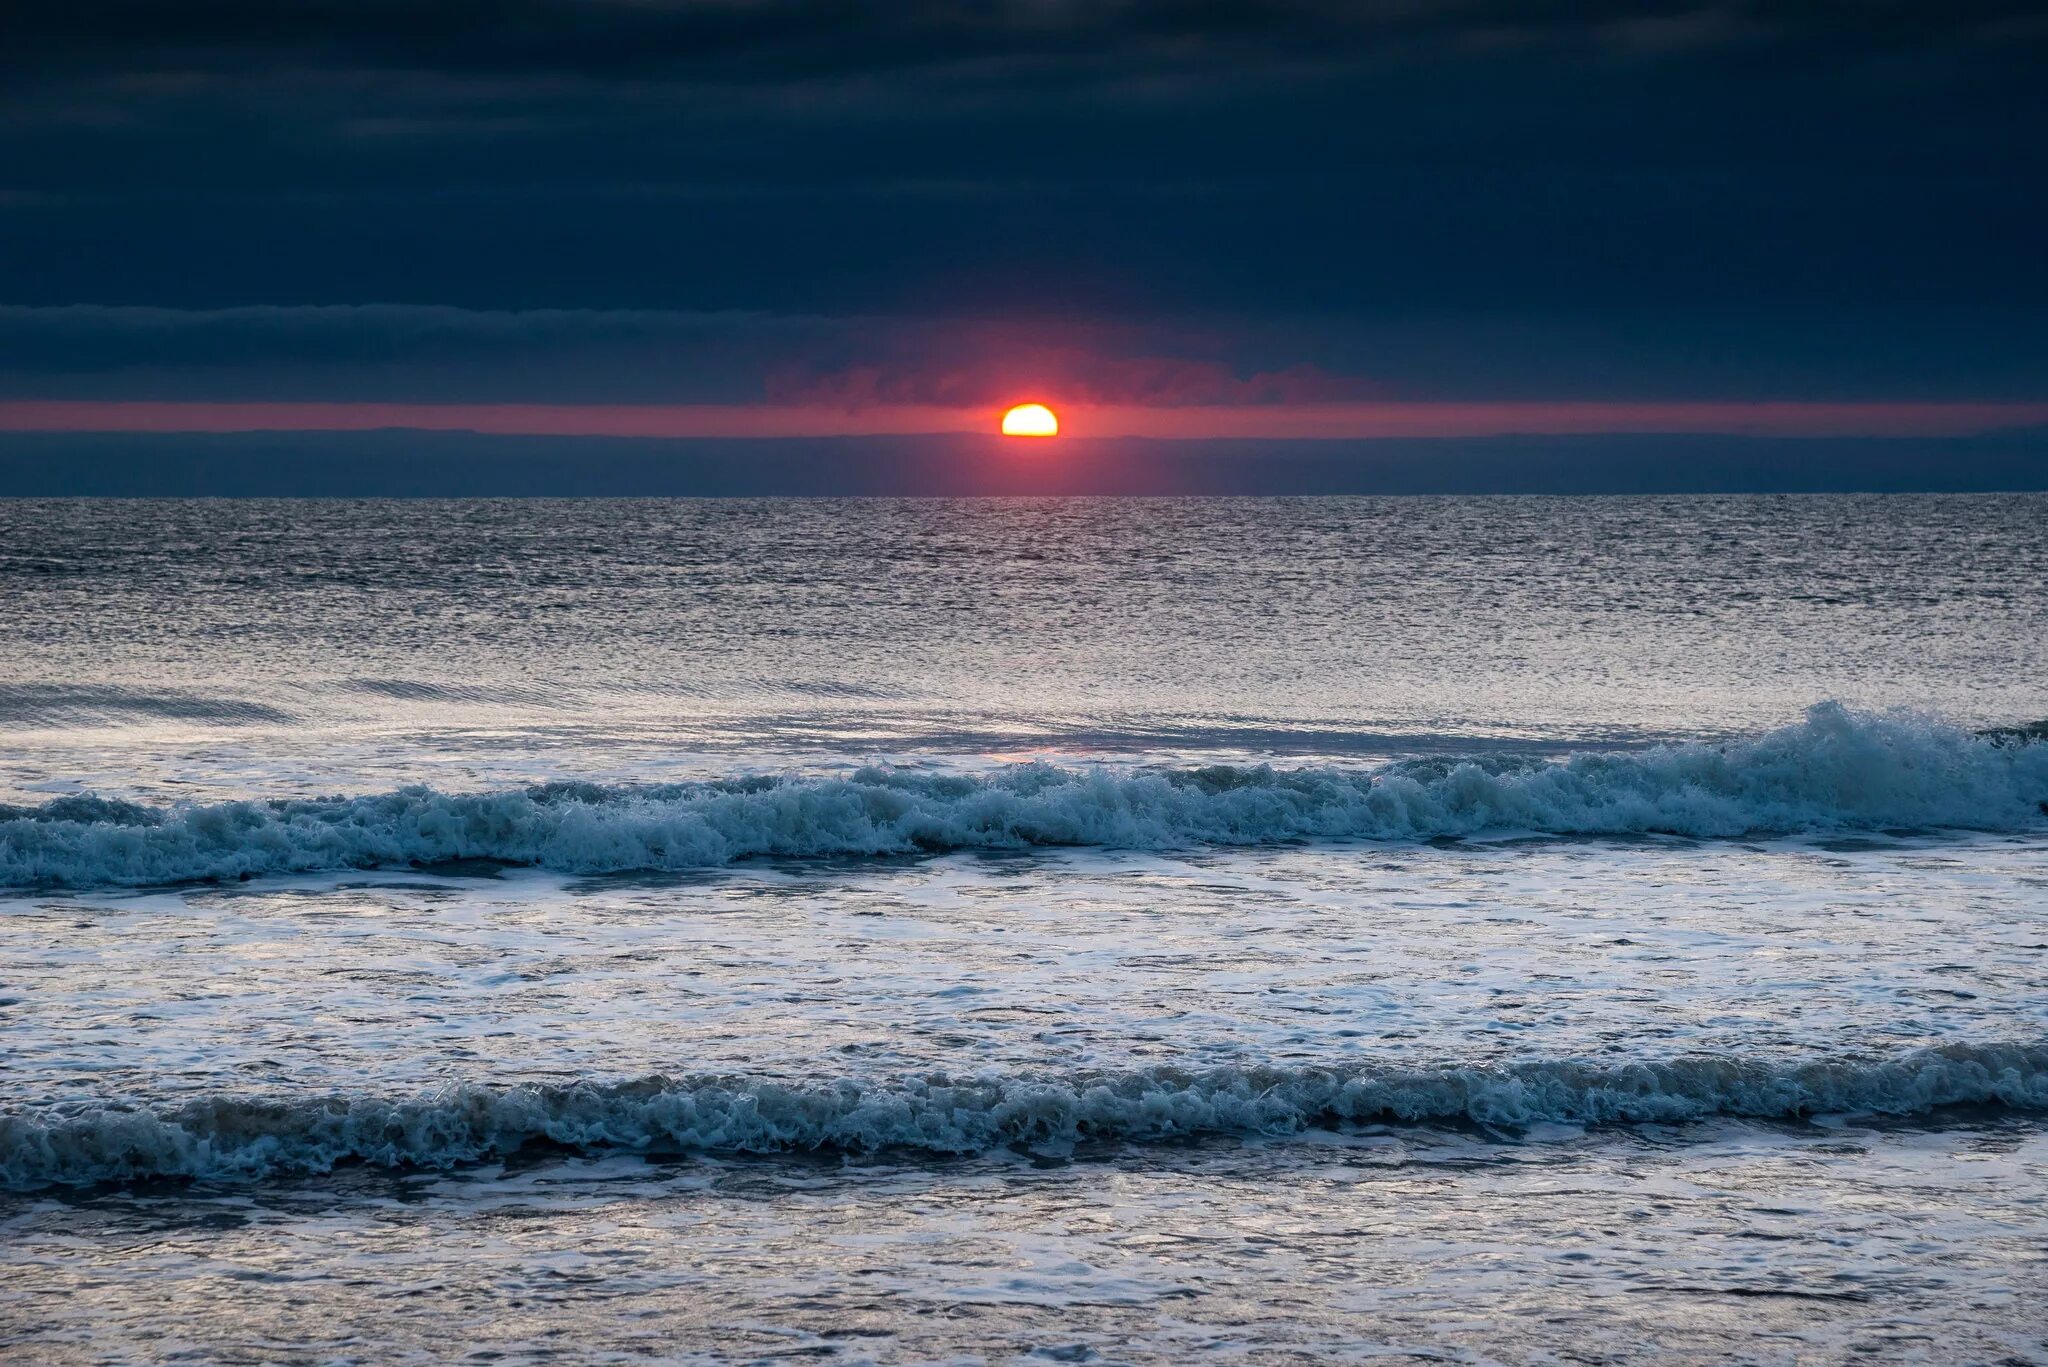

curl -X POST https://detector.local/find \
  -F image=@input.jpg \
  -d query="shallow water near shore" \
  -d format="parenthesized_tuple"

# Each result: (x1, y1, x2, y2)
(8, 1118, 2046, 1365)
(3, 494, 2046, 1362)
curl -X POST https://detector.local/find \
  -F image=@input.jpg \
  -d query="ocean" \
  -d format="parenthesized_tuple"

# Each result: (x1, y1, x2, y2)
(3, 494, 2046, 1364)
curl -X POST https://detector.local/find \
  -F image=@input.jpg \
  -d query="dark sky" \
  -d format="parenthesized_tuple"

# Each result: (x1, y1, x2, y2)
(1, 1, 2045, 488)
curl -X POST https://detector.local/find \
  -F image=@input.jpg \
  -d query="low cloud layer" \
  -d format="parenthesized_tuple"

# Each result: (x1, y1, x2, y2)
(0, 304, 1379, 406)
(8, 303, 2047, 410)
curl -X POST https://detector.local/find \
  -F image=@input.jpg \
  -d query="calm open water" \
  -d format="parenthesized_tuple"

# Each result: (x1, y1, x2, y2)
(3, 495, 2046, 1364)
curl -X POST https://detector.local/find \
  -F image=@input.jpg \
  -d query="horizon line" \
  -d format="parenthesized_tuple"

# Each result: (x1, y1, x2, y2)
(6, 399, 2048, 441)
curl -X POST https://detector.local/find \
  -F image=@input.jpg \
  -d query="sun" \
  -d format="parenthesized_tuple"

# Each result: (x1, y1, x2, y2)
(1000, 403, 1059, 437)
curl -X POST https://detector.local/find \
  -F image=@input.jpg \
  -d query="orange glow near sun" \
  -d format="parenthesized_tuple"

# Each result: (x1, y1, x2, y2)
(1000, 403, 1059, 437)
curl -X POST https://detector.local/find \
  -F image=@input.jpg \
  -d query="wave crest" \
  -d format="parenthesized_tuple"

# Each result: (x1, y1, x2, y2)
(5, 1042, 2044, 1190)
(3, 704, 2044, 888)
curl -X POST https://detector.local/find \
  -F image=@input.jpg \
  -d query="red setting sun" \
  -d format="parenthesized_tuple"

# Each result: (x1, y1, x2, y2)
(999, 403, 1059, 437)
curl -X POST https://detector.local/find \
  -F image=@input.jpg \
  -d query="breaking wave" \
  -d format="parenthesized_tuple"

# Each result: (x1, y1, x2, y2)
(3, 704, 2044, 889)
(5, 1042, 2043, 1190)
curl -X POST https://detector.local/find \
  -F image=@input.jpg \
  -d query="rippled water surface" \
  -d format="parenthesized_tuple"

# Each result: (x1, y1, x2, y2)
(3, 495, 2046, 1364)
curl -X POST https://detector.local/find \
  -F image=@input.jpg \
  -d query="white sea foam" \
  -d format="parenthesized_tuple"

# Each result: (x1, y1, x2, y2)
(4, 1042, 2042, 1190)
(2, 705, 2043, 889)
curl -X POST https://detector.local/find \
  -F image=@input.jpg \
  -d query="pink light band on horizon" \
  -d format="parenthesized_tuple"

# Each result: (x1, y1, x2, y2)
(3, 399, 2046, 440)
(1074, 401, 2048, 440)
(0, 402, 976, 439)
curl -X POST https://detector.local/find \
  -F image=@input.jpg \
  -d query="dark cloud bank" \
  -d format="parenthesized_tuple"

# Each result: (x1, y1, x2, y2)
(2, 3, 2044, 492)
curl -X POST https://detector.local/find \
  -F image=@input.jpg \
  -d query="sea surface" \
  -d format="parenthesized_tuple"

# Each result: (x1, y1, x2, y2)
(3, 494, 2046, 1365)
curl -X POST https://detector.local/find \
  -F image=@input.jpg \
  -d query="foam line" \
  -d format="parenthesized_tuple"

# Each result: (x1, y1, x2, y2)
(3, 704, 2044, 888)
(5, 1042, 2043, 1189)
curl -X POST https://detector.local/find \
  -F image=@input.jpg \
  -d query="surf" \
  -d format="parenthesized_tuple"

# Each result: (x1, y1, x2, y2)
(3, 704, 2044, 889)
(7, 1040, 2044, 1190)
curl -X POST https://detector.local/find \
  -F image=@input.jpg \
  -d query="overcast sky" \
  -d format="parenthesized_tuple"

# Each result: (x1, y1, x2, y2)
(1, 2, 2045, 484)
